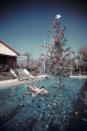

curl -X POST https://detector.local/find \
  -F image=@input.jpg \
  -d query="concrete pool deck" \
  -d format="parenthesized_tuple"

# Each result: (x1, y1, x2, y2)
(0, 78, 25, 88)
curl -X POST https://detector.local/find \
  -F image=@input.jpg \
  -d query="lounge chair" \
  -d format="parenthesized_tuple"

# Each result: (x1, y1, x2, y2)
(23, 68, 48, 81)
(10, 69, 18, 78)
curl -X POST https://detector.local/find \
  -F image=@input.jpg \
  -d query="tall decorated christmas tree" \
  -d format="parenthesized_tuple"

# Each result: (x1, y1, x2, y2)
(40, 14, 73, 87)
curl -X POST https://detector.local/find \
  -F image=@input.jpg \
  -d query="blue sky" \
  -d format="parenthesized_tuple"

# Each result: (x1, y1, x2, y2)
(0, 0, 87, 59)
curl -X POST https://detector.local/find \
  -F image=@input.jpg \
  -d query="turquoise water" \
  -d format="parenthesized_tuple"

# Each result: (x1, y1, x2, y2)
(0, 78, 85, 131)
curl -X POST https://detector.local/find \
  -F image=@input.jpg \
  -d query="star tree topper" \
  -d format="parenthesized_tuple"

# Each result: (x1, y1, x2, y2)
(56, 14, 61, 20)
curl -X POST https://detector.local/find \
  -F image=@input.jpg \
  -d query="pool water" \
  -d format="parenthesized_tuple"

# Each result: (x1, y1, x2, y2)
(0, 78, 85, 131)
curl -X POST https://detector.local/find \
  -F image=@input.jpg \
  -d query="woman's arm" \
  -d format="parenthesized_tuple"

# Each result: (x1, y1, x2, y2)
(29, 85, 35, 91)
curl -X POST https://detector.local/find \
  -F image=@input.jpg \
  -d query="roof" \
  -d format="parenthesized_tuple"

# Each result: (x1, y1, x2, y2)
(0, 40, 20, 56)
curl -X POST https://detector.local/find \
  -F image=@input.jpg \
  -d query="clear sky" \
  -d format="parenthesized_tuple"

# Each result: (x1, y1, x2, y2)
(0, 0, 87, 59)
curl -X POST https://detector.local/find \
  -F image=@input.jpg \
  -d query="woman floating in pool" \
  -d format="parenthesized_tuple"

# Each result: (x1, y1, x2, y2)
(29, 84, 48, 95)
(28, 73, 48, 95)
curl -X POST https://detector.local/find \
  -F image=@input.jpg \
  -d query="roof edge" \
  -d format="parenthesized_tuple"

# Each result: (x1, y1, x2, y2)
(0, 40, 20, 56)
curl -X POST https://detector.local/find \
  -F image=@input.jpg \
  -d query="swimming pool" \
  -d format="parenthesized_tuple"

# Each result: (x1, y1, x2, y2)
(0, 78, 85, 131)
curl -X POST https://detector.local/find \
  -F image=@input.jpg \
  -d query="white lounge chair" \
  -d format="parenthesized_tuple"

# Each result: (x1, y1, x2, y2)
(23, 68, 48, 81)
(10, 69, 17, 78)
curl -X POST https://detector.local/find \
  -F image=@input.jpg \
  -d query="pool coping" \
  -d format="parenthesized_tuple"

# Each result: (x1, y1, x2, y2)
(0, 78, 25, 88)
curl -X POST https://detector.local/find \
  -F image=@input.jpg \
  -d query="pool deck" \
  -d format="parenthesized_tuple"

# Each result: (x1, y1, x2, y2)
(69, 75, 87, 79)
(0, 78, 25, 88)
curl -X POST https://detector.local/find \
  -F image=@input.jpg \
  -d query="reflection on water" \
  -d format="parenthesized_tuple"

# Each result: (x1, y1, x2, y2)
(0, 78, 85, 131)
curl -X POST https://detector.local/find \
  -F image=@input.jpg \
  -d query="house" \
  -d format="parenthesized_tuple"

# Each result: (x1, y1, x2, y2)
(0, 40, 20, 71)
